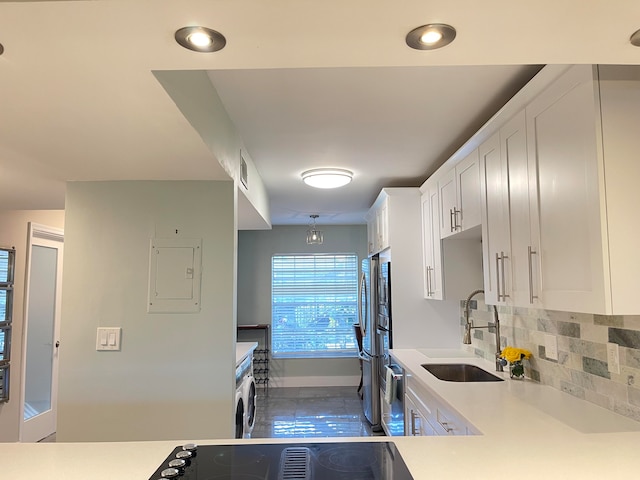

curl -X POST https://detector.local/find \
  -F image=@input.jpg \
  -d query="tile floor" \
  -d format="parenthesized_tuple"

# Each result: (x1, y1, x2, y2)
(250, 385, 384, 438)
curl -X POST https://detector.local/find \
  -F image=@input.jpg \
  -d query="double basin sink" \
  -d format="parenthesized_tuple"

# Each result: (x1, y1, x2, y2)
(422, 363, 503, 382)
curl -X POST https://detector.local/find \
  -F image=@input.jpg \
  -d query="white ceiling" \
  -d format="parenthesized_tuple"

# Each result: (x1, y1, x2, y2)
(0, 1, 639, 225)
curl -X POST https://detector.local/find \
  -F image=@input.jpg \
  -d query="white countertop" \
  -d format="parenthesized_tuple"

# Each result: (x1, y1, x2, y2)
(393, 348, 640, 435)
(236, 341, 258, 366)
(4, 349, 640, 479)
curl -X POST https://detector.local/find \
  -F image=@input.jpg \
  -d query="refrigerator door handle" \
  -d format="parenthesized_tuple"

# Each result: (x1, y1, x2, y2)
(358, 351, 372, 362)
(358, 272, 367, 336)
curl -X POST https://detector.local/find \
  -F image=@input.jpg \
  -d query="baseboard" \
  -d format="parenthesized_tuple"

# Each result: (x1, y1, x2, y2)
(266, 375, 361, 388)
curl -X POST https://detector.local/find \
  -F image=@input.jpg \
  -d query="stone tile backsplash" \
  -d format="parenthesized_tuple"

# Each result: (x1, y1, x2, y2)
(461, 301, 640, 422)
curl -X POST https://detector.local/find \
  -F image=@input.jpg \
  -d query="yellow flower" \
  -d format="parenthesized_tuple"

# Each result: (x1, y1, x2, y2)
(500, 346, 532, 363)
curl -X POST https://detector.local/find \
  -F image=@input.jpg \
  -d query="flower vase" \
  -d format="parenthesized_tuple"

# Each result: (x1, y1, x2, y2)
(509, 361, 525, 379)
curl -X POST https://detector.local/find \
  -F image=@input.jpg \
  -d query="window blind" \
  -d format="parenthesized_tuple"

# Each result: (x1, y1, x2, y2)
(272, 254, 358, 358)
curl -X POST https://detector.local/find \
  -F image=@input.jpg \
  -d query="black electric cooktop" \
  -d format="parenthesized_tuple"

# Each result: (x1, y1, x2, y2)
(148, 441, 414, 480)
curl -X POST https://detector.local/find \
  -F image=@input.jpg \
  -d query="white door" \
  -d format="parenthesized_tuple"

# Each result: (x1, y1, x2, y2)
(20, 223, 63, 442)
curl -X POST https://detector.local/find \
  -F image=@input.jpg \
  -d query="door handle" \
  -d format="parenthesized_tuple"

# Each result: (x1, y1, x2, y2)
(55, 341, 60, 348)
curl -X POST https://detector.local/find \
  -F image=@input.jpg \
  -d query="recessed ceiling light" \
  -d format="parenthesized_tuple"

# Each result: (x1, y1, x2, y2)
(175, 26, 226, 52)
(406, 24, 456, 50)
(301, 168, 353, 189)
(631, 29, 640, 47)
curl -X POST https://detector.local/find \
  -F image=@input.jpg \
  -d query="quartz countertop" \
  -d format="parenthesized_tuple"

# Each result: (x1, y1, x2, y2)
(392, 348, 640, 435)
(236, 341, 258, 366)
(4, 349, 640, 479)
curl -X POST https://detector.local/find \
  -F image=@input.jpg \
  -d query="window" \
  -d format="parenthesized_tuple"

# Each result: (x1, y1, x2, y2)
(0, 247, 15, 403)
(272, 253, 358, 358)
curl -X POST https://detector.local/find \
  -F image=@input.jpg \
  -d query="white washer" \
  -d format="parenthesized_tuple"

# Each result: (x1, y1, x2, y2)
(242, 372, 256, 438)
(234, 356, 252, 439)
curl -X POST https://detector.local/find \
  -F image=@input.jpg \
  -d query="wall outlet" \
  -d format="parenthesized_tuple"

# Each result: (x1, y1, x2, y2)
(607, 342, 620, 374)
(544, 333, 558, 361)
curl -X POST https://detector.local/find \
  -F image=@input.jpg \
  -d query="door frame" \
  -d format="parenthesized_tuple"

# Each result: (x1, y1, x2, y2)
(19, 222, 64, 442)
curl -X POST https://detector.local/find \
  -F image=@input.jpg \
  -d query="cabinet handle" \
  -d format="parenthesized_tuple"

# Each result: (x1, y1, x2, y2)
(429, 266, 435, 296)
(425, 266, 431, 297)
(437, 418, 454, 433)
(426, 266, 435, 297)
(449, 209, 455, 232)
(495, 253, 501, 300)
(528, 246, 538, 304)
(500, 251, 509, 300)
(495, 252, 510, 301)
(453, 207, 461, 230)
(410, 410, 421, 436)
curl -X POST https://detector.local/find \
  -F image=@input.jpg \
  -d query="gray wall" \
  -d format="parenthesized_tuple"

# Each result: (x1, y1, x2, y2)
(57, 181, 236, 441)
(238, 225, 367, 387)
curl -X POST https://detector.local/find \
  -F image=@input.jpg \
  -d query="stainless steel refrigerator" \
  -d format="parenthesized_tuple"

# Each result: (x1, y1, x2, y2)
(358, 254, 382, 431)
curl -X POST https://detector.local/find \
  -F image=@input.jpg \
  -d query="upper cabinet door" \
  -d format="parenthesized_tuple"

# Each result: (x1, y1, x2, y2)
(366, 194, 389, 255)
(501, 110, 535, 308)
(525, 65, 607, 314)
(438, 168, 458, 238)
(479, 131, 508, 306)
(456, 150, 481, 231)
(439, 150, 481, 239)
(421, 180, 443, 300)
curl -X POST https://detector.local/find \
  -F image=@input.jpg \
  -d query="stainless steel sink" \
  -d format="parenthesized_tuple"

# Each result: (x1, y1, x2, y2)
(421, 363, 504, 382)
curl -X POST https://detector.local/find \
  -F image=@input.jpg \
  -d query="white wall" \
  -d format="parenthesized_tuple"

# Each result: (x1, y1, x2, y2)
(57, 181, 236, 442)
(237, 225, 367, 386)
(154, 70, 271, 230)
(0, 210, 65, 442)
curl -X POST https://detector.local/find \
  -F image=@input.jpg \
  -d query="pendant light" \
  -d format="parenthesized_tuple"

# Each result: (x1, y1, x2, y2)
(306, 215, 324, 245)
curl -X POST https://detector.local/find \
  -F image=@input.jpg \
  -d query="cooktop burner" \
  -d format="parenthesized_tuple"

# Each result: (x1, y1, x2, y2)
(148, 442, 414, 480)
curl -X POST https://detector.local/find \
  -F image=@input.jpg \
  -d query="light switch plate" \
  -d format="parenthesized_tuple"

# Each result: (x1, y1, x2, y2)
(96, 327, 121, 351)
(544, 333, 558, 361)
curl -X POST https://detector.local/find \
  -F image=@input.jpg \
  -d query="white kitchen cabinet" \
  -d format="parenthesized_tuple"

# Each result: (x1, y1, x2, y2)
(521, 64, 640, 314)
(367, 188, 457, 348)
(478, 64, 640, 315)
(479, 110, 533, 307)
(421, 178, 443, 300)
(421, 177, 484, 302)
(525, 64, 607, 313)
(439, 149, 481, 239)
(404, 374, 478, 436)
(366, 216, 376, 255)
(404, 389, 436, 436)
(365, 195, 389, 255)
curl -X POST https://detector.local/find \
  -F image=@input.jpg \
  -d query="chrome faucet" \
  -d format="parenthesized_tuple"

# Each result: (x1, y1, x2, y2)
(463, 289, 504, 372)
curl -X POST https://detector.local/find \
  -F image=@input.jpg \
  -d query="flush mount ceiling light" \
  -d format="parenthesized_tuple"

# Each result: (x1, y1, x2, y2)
(301, 168, 353, 189)
(406, 23, 456, 50)
(175, 26, 226, 52)
(631, 29, 640, 47)
(306, 215, 324, 245)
